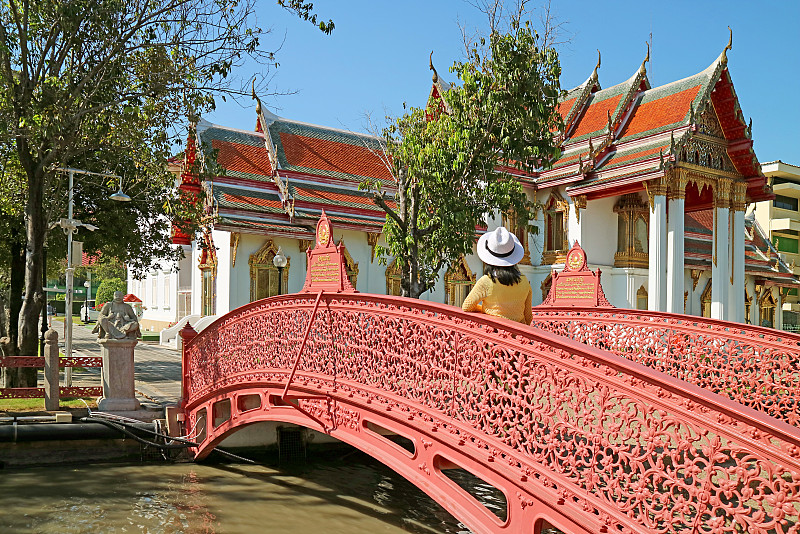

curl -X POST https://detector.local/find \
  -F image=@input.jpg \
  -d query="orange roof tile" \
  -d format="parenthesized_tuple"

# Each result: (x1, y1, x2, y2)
(621, 85, 701, 138)
(557, 97, 576, 120)
(212, 140, 272, 176)
(221, 193, 283, 209)
(279, 133, 392, 180)
(294, 186, 393, 209)
(570, 94, 623, 138)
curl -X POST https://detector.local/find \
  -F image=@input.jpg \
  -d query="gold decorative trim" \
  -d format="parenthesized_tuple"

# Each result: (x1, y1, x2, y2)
(444, 256, 477, 307)
(730, 182, 747, 212)
(298, 239, 313, 252)
(690, 269, 702, 291)
(668, 170, 688, 201)
(249, 239, 291, 301)
(230, 232, 240, 267)
(367, 233, 381, 263)
(339, 239, 359, 290)
(573, 195, 587, 224)
(542, 250, 568, 266)
(713, 177, 732, 209)
(540, 272, 553, 302)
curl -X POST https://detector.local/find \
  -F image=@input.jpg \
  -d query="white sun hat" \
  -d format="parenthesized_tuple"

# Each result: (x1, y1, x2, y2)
(477, 226, 524, 267)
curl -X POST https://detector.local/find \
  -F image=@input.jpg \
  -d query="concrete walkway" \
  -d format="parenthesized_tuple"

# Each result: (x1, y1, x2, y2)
(66, 321, 182, 409)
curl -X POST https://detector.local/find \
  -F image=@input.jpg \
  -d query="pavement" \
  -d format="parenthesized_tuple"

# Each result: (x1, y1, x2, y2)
(59, 320, 182, 410)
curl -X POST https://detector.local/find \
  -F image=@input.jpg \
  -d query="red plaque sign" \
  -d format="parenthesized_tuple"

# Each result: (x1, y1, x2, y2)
(301, 211, 357, 293)
(538, 241, 612, 308)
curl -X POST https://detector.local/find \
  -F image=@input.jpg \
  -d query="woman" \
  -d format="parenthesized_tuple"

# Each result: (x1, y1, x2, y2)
(461, 226, 533, 325)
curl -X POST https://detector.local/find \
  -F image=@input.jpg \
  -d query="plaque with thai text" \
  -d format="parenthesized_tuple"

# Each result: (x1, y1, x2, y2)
(538, 241, 612, 308)
(301, 210, 357, 293)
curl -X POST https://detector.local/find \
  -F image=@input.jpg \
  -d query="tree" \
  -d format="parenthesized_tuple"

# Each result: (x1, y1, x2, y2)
(95, 278, 128, 309)
(0, 0, 333, 384)
(361, 13, 563, 298)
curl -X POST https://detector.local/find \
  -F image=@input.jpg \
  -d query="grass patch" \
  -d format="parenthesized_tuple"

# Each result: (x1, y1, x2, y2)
(141, 333, 160, 342)
(0, 397, 97, 413)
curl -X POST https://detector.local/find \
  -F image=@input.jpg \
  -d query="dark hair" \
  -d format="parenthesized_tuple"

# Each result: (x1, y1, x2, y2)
(485, 264, 522, 286)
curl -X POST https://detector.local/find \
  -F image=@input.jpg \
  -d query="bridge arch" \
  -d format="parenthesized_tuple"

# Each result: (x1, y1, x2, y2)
(182, 293, 800, 534)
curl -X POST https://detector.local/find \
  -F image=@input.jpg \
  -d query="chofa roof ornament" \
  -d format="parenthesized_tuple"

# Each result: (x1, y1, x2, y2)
(720, 26, 733, 65)
(639, 41, 650, 76)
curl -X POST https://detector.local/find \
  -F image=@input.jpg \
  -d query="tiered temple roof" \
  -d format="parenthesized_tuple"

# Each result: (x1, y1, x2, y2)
(193, 114, 390, 238)
(541, 36, 770, 208)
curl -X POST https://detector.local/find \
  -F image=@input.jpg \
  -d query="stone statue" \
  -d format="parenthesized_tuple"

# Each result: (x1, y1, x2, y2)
(92, 291, 141, 339)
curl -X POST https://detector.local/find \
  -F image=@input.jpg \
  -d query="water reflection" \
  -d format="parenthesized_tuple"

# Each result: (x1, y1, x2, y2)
(1, 452, 483, 533)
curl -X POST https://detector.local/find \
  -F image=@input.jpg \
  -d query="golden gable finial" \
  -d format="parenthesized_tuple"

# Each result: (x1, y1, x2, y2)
(429, 51, 438, 83)
(640, 41, 650, 75)
(721, 27, 733, 65)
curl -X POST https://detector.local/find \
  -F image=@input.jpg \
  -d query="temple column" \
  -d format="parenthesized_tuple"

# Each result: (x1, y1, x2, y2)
(728, 183, 747, 323)
(711, 178, 731, 320)
(666, 172, 687, 314)
(648, 182, 668, 311)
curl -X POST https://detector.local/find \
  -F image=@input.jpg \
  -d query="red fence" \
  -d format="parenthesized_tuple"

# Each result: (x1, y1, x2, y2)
(183, 293, 800, 533)
(530, 307, 800, 427)
(0, 356, 102, 399)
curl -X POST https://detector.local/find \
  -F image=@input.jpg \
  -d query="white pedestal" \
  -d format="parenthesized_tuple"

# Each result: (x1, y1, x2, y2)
(97, 338, 140, 412)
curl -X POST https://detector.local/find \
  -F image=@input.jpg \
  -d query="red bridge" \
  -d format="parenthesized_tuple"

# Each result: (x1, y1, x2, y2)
(179, 292, 800, 533)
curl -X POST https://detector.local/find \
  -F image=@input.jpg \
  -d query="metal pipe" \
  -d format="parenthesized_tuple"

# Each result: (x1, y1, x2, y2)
(0, 421, 157, 442)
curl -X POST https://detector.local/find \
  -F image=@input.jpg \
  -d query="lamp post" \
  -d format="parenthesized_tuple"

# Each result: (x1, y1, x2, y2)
(57, 167, 130, 386)
(83, 280, 91, 322)
(272, 247, 287, 295)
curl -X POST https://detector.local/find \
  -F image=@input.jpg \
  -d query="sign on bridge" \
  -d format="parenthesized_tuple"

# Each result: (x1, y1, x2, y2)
(538, 241, 612, 307)
(301, 210, 357, 293)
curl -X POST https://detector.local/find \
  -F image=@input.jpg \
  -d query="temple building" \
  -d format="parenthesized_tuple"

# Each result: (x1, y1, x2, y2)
(131, 35, 799, 333)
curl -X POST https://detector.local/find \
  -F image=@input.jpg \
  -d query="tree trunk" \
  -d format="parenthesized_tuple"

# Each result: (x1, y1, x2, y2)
(15, 165, 46, 386)
(9, 228, 24, 348)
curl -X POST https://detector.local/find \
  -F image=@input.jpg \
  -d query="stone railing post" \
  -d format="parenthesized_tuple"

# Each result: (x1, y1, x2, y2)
(44, 329, 59, 411)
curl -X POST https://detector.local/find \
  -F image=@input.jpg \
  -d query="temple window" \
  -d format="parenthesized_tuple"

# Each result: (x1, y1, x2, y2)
(542, 192, 569, 265)
(502, 210, 531, 265)
(445, 257, 476, 307)
(614, 194, 649, 268)
(386, 257, 403, 296)
(760, 290, 776, 328)
(249, 239, 290, 301)
(701, 279, 712, 318)
(636, 285, 648, 310)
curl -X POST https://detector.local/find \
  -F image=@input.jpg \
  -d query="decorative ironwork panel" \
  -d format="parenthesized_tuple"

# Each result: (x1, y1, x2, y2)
(530, 308, 800, 427)
(185, 295, 800, 533)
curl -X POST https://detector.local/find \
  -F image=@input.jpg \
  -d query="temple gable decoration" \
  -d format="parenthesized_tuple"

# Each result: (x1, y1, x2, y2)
(301, 210, 357, 293)
(538, 241, 613, 308)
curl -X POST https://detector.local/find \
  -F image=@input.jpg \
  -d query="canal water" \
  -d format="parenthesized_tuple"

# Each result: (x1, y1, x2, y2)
(0, 451, 507, 533)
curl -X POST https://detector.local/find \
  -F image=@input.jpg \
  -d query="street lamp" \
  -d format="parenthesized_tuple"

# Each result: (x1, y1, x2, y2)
(57, 167, 130, 386)
(272, 247, 287, 295)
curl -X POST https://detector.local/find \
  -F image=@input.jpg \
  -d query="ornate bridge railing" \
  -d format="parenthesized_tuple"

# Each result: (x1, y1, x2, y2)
(183, 293, 800, 534)
(530, 307, 800, 427)
(0, 355, 102, 398)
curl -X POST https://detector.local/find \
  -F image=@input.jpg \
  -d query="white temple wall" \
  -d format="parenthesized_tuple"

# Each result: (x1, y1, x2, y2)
(579, 196, 617, 267)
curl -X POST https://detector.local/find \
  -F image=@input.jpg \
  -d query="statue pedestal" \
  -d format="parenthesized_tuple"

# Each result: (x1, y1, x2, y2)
(97, 338, 140, 412)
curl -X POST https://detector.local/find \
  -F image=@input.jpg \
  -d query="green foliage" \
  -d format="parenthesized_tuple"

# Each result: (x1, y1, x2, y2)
(0, 0, 334, 365)
(278, 1, 335, 34)
(95, 278, 128, 308)
(362, 17, 563, 298)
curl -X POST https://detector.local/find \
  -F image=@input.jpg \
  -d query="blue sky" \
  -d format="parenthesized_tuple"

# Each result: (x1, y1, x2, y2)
(204, 0, 799, 165)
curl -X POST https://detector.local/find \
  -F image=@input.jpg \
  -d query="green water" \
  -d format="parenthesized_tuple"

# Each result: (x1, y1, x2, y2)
(0, 454, 477, 533)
